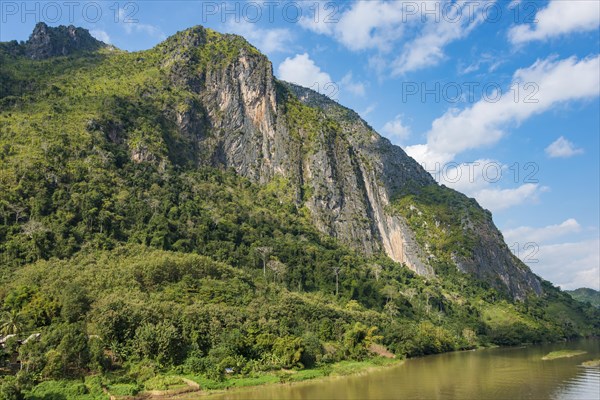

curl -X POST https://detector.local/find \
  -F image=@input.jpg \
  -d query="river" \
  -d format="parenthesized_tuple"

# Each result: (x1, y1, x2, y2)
(208, 338, 600, 400)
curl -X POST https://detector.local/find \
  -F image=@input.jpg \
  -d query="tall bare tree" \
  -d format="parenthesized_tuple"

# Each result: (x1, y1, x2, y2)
(255, 246, 272, 276)
(332, 266, 341, 297)
(267, 259, 287, 283)
(368, 263, 382, 281)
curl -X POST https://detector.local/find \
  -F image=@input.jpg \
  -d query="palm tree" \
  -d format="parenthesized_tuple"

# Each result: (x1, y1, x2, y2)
(0, 309, 22, 336)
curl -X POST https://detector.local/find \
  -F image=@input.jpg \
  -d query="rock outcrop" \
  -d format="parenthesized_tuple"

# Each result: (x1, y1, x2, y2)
(2, 22, 107, 60)
(153, 26, 540, 298)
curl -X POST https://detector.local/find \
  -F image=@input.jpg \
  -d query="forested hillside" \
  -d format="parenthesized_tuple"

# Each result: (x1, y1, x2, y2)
(0, 23, 598, 399)
(567, 288, 600, 308)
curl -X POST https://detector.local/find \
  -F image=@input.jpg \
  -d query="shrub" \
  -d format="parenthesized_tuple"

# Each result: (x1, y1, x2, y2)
(0, 376, 23, 400)
(273, 336, 304, 368)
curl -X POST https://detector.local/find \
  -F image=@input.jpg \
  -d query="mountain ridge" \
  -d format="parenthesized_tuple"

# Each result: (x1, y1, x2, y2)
(566, 288, 600, 308)
(0, 23, 542, 299)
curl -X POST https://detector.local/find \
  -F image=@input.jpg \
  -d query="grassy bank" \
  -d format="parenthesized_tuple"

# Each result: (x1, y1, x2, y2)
(581, 359, 600, 367)
(183, 357, 401, 392)
(16, 357, 402, 400)
(169, 357, 402, 399)
(542, 350, 587, 360)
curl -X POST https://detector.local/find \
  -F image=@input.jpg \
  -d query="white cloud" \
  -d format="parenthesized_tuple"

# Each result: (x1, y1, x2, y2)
(302, 1, 490, 75)
(223, 21, 293, 54)
(392, 1, 490, 75)
(300, 1, 496, 77)
(382, 115, 411, 143)
(119, 8, 167, 40)
(545, 136, 584, 158)
(90, 29, 110, 44)
(531, 239, 599, 291)
(340, 72, 366, 97)
(501, 220, 598, 290)
(360, 104, 377, 118)
(405, 144, 454, 168)
(300, 0, 408, 52)
(462, 62, 481, 75)
(473, 183, 547, 212)
(434, 160, 549, 212)
(406, 55, 600, 166)
(277, 57, 364, 100)
(503, 218, 582, 245)
(437, 159, 499, 193)
(459, 53, 504, 75)
(508, 0, 522, 8)
(509, 0, 600, 44)
(118, 9, 165, 40)
(277, 53, 334, 96)
(536, 239, 600, 290)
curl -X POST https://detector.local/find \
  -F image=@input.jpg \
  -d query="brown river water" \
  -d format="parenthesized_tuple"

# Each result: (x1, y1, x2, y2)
(205, 338, 599, 400)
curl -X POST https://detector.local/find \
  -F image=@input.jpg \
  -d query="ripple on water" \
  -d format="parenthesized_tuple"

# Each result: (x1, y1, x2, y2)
(553, 367, 600, 400)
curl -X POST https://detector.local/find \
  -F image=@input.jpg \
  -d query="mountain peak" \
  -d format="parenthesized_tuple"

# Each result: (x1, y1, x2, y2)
(4, 22, 107, 60)
(157, 24, 263, 64)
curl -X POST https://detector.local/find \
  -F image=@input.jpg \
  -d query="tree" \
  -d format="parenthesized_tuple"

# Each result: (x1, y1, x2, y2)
(273, 336, 304, 368)
(0, 376, 23, 400)
(267, 259, 287, 283)
(6, 202, 26, 223)
(368, 263, 382, 281)
(0, 310, 22, 335)
(255, 246, 272, 276)
(381, 285, 398, 304)
(332, 266, 341, 297)
(383, 301, 399, 319)
(18, 340, 45, 374)
(343, 323, 382, 360)
(42, 349, 64, 379)
(133, 321, 184, 366)
(57, 324, 90, 377)
(60, 284, 90, 323)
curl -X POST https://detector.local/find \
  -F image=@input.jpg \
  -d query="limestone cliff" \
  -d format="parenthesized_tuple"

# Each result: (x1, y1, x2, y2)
(4, 24, 542, 299)
(151, 26, 540, 298)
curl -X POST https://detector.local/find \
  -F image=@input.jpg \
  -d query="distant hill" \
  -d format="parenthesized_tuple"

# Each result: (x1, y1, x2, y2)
(566, 288, 600, 308)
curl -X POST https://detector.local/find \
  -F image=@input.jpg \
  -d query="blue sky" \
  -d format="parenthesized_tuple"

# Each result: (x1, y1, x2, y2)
(2, 0, 599, 290)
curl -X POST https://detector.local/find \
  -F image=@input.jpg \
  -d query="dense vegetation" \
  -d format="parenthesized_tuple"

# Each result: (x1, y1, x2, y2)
(566, 288, 600, 308)
(391, 184, 488, 261)
(1, 26, 599, 399)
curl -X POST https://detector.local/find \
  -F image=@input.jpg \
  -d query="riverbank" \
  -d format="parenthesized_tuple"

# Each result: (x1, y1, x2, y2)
(18, 339, 600, 399)
(125, 357, 404, 399)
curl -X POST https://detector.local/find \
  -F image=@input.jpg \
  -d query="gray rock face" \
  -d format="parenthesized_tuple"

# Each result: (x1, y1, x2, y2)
(7, 22, 107, 60)
(453, 215, 543, 298)
(154, 26, 541, 299)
